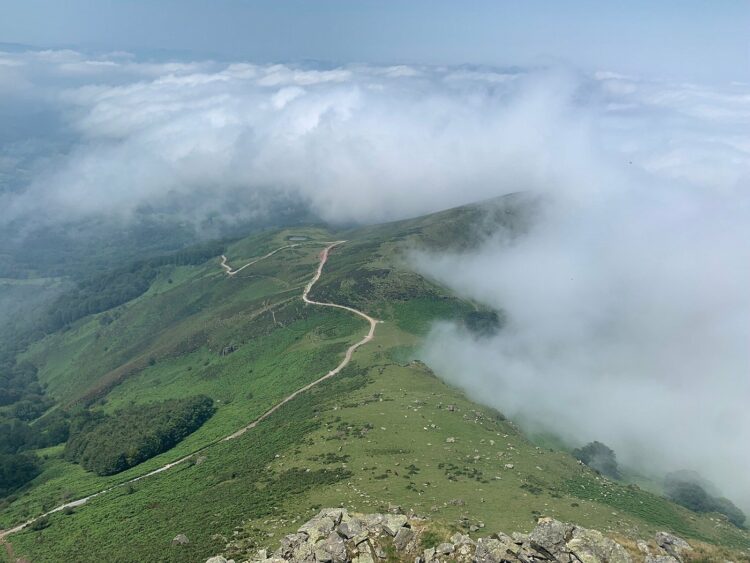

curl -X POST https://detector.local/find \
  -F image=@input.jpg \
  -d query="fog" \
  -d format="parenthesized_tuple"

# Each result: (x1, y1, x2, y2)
(2, 49, 750, 507)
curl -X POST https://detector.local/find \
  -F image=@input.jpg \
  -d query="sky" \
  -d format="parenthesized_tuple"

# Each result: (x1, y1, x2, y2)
(1, 0, 749, 83)
(1, 1, 750, 512)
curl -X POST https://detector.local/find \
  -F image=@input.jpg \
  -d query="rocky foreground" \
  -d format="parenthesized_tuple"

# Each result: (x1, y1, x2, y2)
(204, 508, 704, 563)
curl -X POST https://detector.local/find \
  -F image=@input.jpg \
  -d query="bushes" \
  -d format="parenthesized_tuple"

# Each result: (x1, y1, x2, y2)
(573, 441, 621, 480)
(665, 475, 746, 528)
(65, 396, 215, 476)
(0, 452, 41, 497)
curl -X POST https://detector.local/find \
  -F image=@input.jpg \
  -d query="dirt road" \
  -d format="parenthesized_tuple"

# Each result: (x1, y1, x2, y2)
(0, 240, 378, 541)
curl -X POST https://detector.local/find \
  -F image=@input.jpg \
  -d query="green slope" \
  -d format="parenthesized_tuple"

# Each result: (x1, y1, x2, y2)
(1, 197, 747, 562)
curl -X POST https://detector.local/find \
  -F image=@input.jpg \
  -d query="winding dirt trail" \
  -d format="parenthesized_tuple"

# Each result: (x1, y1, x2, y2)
(0, 240, 379, 542)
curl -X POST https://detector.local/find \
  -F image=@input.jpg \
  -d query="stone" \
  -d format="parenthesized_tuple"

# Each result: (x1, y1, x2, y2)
(338, 519, 364, 539)
(475, 537, 515, 563)
(423, 547, 436, 562)
(394, 527, 414, 551)
(171, 534, 190, 546)
(646, 557, 680, 563)
(381, 514, 408, 536)
(353, 552, 375, 563)
(655, 531, 691, 560)
(637, 540, 651, 555)
(205, 557, 228, 563)
(567, 527, 632, 563)
(314, 531, 347, 563)
(435, 542, 455, 555)
(529, 518, 574, 553)
(298, 511, 337, 543)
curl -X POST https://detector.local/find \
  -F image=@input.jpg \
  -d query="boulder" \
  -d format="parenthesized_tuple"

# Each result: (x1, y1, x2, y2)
(314, 531, 347, 563)
(381, 514, 408, 536)
(655, 532, 691, 561)
(171, 534, 190, 546)
(393, 527, 414, 551)
(528, 517, 574, 554)
(567, 527, 631, 563)
(205, 557, 228, 563)
(298, 510, 339, 543)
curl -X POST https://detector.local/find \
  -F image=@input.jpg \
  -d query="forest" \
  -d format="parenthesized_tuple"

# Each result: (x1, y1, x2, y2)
(64, 396, 216, 476)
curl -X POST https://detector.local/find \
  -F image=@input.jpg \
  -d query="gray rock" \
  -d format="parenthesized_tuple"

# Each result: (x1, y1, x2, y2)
(353, 552, 375, 563)
(338, 519, 364, 539)
(205, 557, 228, 563)
(655, 531, 692, 560)
(435, 542, 455, 555)
(381, 514, 408, 536)
(298, 511, 337, 543)
(394, 527, 414, 551)
(528, 517, 574, 553)
(171, 534, 190, 546)
(646, 557, 680, 563)
(475, 537, 515, 563)
(567, 527, 632, 563)
(314, 531, 348, 563)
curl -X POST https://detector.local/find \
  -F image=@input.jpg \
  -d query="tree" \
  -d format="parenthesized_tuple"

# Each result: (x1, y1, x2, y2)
(572, 441, 621, 479)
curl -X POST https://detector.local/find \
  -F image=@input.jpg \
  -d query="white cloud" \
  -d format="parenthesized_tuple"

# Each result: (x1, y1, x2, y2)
(1, 51, 749, 510)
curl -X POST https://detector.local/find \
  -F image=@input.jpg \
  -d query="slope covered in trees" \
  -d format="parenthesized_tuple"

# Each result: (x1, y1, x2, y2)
(64, 396, 216, 476)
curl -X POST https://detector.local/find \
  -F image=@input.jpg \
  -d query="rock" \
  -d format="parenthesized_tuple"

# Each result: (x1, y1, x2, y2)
(353, 552, 375, 563)
(646, 557, 680, 563)
(529, 517, 574, 553)
(205, 557, 228, 563)
(298, 509, 339, 543)
(446, 437, 456, 443)
(637, 540, 651, 555)
(381, 514, 408, 536)
(339, 519, 364, 539)
(314, 531, 347, 563)
(475, 537, 515, 563)
(567, 527, 631, 563)
(394, 527, 414, 551)
(435, 542, 455, 556)
(171, 534, 190, 546)
(209, 509, 643, 563)
(388, 503, 404, 514)
(655, 532, 691, 560)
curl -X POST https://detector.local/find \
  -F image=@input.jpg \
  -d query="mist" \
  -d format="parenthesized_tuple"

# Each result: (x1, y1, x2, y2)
(413, 79, 750, 509)
(2, 49, 750, 508)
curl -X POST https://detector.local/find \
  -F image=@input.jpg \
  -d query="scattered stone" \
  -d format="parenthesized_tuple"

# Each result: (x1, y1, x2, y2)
(209, 508, 686, 563)
(446, 437, 456, 443)
(171, 533, 190, 546)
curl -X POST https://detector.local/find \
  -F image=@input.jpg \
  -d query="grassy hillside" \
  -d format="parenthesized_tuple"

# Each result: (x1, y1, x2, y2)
(1, 196, 747, 562)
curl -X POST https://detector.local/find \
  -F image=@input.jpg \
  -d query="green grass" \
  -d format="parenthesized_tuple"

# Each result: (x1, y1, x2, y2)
(3, 201, 748, 560)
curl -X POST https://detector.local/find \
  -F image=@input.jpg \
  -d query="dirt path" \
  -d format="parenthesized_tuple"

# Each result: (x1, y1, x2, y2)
(223, 241, 379, 440)
(220, 244, 300, 275)
(0, 240, 378, 542)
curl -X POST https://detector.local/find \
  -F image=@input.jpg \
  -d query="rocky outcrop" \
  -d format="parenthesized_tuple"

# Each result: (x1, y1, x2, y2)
(207, 509, 695, 563)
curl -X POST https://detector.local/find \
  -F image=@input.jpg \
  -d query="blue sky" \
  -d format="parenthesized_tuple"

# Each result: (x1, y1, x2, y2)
(1, 0, 748, 82)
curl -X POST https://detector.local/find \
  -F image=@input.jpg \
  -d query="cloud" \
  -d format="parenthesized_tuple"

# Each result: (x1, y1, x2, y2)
(411, 74, 750, 509)
(1, 50, 749, 509)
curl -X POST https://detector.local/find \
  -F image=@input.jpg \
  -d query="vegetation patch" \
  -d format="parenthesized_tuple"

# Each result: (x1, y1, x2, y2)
(64, 396, 215, 475)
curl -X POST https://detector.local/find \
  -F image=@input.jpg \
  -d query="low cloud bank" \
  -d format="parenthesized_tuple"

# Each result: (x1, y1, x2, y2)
(414, 75, 750, 509)
(2, 49, 750, 508)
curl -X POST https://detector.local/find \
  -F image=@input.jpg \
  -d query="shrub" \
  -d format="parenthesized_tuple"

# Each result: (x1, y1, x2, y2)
(65, 396, 215, 476)
(572, 441, 621, 480)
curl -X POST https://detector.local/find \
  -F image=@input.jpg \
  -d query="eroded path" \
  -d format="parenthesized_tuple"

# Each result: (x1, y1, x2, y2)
(0, 240, 378, 540)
